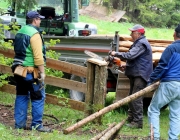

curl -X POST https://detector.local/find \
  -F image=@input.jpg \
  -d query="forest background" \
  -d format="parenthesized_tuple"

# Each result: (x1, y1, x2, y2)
(91, 0, 180, 28)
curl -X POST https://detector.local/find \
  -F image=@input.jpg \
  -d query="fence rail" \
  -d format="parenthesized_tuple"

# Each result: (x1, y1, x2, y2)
(0, 48, 107, 114)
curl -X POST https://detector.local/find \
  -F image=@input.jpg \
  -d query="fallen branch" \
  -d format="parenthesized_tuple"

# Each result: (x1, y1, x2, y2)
(43, 114, 59, 123)
(99, 119, 127, 140)
(63, 81, 159, 134)
(91, 122, 116, 140)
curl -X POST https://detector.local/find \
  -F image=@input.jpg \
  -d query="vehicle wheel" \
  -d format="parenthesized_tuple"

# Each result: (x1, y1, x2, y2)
(69, 75, 85, 102)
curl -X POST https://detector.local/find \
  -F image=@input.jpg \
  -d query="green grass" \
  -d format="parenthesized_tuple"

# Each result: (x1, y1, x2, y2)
(0, 11, 176, 139)
(0, 91, 172, 139)
(79, 15, 174, 40)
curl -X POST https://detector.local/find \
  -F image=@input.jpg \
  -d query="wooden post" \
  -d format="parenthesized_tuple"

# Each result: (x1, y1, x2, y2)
(85, 58, 107, 118)
(85, 62, 95, 116)
(93, 65, 107, 123)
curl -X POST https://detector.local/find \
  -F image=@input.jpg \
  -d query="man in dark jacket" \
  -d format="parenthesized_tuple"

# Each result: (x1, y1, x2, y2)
(147, 24, 180, 139)
(110, 24, 153, 128)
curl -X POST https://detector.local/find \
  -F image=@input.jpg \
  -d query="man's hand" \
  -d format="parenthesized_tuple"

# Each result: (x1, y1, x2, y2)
(110, 51, 116, 56)
(38, 72, 46, 83)
(119, 64, 126, 72)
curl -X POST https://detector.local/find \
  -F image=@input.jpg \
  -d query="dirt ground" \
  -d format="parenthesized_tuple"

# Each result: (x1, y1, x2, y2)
(0, 104, 150, 139)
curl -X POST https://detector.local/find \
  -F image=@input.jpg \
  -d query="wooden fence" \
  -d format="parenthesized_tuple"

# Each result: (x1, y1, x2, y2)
(0, 48, 107, 114)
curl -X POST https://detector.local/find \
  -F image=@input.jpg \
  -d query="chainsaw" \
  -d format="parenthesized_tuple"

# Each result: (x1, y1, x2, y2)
(84, 50, 124, 73)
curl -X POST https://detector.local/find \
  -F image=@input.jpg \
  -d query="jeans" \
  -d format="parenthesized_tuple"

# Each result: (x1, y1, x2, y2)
(14, 73, 45, 129)
(148, 81, 180, 140)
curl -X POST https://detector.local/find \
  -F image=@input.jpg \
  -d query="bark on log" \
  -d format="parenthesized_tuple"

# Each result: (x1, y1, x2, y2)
(63, 81, 160, 134)
(99, 119, 127, 140)
(91, 122, 116, 140)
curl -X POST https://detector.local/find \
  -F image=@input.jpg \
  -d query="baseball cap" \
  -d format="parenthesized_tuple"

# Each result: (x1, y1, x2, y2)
(27, 11, 45, 19)
(129, 24, 145, 34)
(175, 24, 180, 33)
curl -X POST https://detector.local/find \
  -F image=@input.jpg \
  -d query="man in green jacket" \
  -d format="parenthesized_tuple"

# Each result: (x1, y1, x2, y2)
(12, 11, 51, 132)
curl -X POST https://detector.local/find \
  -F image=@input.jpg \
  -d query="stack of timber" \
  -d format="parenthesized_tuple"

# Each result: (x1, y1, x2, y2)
(119, 34, 173, 63)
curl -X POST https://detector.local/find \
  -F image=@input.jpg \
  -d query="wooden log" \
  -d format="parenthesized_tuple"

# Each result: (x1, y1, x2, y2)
(151, 47, 165, 53)
(91, 122, 116, 140)
(119, 35, 173, 44)
(119, 47, 129, 52)
(99, 119, 127, 140)
(148, 39, 173, 44)
(153, 53, 162, 61)
(119, 35, 132, 41)
(63, 81, 160, 134)
(150, 42, 169, 47)
(119, 40, 133, 47)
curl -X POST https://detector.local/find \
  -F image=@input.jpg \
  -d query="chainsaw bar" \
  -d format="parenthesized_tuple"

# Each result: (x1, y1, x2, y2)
(84, 50, 104, 61)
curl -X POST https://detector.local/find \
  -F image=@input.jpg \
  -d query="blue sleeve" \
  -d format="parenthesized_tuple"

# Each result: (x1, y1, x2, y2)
(149, 47, 172, 83)
(115, 44, 146, 60)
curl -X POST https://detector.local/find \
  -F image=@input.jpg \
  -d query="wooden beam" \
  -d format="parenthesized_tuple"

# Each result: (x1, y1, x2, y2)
(0, 64, 86, 93)
(0, 84, 85, 111)
(46, 58, 87, 78)
(0, 64, 12, 74)
(46, 94, 85, 111)
(45, 76, 87, 93)
(0, 48, 87, 77)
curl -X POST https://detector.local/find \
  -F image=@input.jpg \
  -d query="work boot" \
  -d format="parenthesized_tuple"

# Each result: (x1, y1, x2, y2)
(37, 127, 52, 133)
(126, 121, 143, 129)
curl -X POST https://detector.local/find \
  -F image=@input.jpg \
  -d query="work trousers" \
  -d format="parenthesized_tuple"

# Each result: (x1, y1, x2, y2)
(128, 76, 147, 123)
(14, 73, 45, 129)
(148, 81, 180, 140)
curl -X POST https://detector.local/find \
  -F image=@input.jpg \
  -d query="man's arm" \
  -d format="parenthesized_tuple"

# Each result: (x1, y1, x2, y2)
(111, 44, 146, 60)
(30, 33, 45, 73)
(148, 47, 172, 84)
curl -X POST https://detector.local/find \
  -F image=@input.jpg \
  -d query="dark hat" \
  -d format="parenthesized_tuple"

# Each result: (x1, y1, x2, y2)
(129, 24, 145, 34)
(27, 11, 45, 19)
(175, 24, 180, 33)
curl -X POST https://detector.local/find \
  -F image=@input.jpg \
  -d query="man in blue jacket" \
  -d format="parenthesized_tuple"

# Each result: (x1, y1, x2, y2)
(147, 25, 180, 139)
(110, 24, 153, 128)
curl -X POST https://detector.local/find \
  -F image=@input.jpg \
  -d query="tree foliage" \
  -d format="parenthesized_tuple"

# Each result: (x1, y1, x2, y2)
(92, 0, 180, 27)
